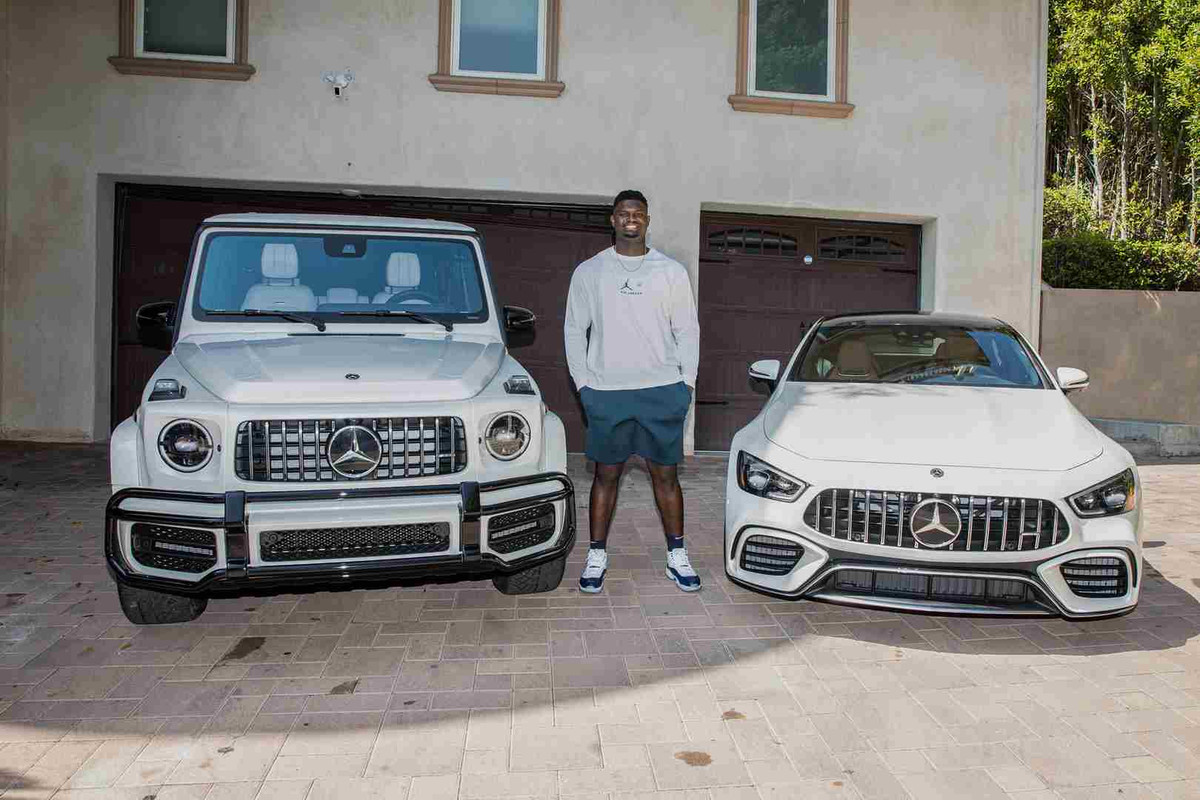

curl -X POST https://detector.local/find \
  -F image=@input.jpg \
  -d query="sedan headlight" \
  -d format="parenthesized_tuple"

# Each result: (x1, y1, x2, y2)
(1069, 468, 1137, 517)
(158, 419, 214, 472)
(737, 452, 808, 503)
(484, 412, 531, 461)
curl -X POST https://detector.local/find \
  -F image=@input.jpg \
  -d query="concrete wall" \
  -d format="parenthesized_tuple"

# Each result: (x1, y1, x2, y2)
(2, 0, 1048, 441)
(1041, 288, 1200, 425)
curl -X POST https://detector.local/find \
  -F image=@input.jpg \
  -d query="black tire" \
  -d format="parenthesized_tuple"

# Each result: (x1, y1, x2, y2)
(492, 554, 567, 595)
(117, 583, 208, 625)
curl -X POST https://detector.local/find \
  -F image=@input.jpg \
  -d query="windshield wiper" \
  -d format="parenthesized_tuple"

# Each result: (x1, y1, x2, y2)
(338, 309, 453, 332)
(890, 363, 977, 384)
(208, 309, 326, 332)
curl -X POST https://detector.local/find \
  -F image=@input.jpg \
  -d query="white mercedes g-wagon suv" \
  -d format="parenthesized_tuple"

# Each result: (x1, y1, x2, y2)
(108, 214, 575, 624)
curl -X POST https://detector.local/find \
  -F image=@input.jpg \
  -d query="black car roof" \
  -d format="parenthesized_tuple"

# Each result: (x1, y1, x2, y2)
(816, 311, 1010, 330)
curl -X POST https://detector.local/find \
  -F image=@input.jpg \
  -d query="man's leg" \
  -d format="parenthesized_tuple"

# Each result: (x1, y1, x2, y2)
(580, 461, 624, 593)
(646, 460, 683, 537)
(648, 460, 700, 591)
(589, 461, 626, 545)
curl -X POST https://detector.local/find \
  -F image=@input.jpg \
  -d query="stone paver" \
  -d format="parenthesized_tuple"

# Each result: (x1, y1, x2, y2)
(0, 443, 1199, 798)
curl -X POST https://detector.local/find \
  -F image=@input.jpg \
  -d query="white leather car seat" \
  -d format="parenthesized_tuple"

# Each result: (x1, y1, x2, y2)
(241, 244, 317, 311)
(318, 287, 369, 305)
(832, 340, 879, 380)
(934, 335, 989, 366)
(372, 253, 430, 305)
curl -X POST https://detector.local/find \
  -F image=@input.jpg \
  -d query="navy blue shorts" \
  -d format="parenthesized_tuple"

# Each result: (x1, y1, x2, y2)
(580, 382, 691, 466)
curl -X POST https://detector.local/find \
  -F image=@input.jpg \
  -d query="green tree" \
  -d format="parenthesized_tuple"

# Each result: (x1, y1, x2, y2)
(1047, 0, 1200, 244)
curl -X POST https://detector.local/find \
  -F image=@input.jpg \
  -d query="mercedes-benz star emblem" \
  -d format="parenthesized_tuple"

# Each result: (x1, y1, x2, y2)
(909, 498, 962, 549)
(930, 468, 945, 478)
(326, 425, 382, 479)
(345, 373, 360, 380)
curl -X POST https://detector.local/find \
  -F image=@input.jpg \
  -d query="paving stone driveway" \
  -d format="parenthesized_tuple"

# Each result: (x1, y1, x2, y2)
(0, 444, 1199, 799)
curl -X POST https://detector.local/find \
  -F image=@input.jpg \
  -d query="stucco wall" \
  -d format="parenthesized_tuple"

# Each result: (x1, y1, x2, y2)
(2, 0, 1048, 441)
(1040, 288, 1200, 425)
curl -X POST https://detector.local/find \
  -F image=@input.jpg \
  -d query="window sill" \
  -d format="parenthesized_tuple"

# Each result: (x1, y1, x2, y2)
(108, 56, 256, 81)
(428, 73, 565, 98)
(728, 94, 854, 118)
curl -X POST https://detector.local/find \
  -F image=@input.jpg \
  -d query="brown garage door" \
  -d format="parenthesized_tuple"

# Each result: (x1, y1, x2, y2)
(112, 184, 613, 449)
(694, 212, 921, 451)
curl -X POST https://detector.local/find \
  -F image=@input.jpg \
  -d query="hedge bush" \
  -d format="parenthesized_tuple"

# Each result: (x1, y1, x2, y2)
(1043, 185, 1101, 239)
(1042, 233, 1200, 291)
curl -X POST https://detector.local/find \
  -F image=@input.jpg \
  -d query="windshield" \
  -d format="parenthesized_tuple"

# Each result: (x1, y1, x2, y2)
(192, 231, 489, 323)
(791, 322, 1048, 389)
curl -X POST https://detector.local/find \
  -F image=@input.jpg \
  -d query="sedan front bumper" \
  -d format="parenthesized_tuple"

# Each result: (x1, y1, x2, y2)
(726, 525, 1140, 620)
(107, 472, 575, 596)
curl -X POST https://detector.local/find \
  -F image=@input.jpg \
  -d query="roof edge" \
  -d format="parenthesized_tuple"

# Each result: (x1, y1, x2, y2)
(201, 212, 478, 233)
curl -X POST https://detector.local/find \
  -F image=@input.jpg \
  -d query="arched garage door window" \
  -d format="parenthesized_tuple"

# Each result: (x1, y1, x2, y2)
(817, 232, 908, 264)
(706, 228, 799, 258)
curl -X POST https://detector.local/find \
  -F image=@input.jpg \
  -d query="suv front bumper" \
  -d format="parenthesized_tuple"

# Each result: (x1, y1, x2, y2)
(106, 472, 575, 596)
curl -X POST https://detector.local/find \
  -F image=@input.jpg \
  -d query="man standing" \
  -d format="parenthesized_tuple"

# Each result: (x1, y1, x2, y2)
(564, 190, 701, 594)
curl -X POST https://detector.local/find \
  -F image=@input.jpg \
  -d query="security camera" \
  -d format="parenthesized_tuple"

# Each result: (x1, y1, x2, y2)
(322, 69, 355, 99)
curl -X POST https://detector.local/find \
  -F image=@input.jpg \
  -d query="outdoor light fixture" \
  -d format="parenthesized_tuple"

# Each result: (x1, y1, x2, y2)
(322, 69, 355, 99)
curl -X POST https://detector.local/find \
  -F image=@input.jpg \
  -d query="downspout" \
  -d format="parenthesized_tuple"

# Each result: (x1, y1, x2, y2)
(0, 0, 9, 424)
(1031, 0, 1050, 346)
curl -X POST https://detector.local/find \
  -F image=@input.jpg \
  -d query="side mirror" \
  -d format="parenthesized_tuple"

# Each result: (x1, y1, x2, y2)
(503, 305, 536, 332)
(136, 301, 177, 352)
(749, 359, 782, 390)
(1056, 366, 1090, 394)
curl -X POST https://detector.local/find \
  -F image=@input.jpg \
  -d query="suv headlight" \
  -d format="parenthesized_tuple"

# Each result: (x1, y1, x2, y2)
(484, 413, 531, 461)
(1069, 468, 1137, 517)
(737, 452, 808, 502)
(158, 420, 214, 473)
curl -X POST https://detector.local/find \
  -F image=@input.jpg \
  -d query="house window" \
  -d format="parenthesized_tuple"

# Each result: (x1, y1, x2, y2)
(430, 0, 564, 98)
(729, 0, 853, 118)
(109, 0, 255, 80)
(454, 0, 545, 79)
(138, 0, 234, 62)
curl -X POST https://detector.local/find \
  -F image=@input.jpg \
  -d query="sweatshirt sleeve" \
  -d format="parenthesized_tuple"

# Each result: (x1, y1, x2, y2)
(670, 264, 701, 388)
(563, 265, 593, 389)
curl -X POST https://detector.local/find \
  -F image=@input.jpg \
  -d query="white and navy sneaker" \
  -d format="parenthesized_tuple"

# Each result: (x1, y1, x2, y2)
(579, 548, 608, 593)
(665, 547, 701, 592)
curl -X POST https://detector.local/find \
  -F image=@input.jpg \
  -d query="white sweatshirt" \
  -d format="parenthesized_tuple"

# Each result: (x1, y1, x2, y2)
(563, 247, 700, 391)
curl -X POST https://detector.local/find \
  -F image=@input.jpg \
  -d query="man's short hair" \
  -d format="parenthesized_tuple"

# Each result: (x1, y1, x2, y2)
(612, 189, 648, 211)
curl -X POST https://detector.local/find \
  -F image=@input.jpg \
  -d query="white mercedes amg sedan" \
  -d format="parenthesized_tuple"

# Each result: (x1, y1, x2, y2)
(725, 312, 1141, 620)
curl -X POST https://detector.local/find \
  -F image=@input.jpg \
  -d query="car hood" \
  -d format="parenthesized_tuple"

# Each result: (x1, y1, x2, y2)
(175, 334, 505, 404)
(763, 383, 1104, 471)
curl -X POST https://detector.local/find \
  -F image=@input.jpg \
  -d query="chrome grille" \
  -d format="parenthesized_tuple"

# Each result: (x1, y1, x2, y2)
(259, 523, 451, 562)
(234, 418, 467, 482)
(803, 490, 1070, 552)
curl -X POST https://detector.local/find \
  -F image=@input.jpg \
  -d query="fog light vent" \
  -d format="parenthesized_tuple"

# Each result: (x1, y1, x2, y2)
(1061, 556, 1127, 598)
(131, 524, 217, 574)
(740, 534, 803, 576)
(489, 504, 556, 554)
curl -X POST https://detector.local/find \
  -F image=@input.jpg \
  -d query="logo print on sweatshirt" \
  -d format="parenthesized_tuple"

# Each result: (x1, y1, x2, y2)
(618, 277, 644, 295)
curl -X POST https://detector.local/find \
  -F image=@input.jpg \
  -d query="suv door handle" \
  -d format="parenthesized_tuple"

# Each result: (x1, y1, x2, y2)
(695, 399, 730, 406)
